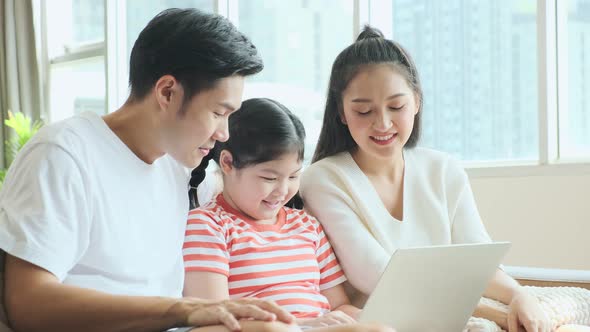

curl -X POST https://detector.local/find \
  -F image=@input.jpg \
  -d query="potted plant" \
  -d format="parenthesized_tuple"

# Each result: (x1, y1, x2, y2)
(0, 111, 43, 188)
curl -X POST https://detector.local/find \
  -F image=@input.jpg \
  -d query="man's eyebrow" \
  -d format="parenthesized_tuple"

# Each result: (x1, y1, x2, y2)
(217, 102, 237, 112)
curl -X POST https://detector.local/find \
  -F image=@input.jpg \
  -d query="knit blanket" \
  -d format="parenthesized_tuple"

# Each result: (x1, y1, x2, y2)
(463, 286, 590, 332)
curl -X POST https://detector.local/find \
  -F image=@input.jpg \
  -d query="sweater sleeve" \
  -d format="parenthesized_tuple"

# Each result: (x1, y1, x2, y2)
(445, 157, 492, 244)
(300, 164, 390, 295)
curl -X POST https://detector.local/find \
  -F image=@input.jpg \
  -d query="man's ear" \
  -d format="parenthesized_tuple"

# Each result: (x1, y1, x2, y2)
(219, 150, 234, 175)
(154, 75, 183, 112)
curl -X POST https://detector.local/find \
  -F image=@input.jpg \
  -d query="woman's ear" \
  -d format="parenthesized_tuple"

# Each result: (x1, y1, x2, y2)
(413, 92, 421, 115)
(219, 150, 234, 175)
(339, 111, 348, 125)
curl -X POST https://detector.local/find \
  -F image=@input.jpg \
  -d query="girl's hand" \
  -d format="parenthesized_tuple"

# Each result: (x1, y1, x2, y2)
(507, 290, 551, 332)
(297, 310, 357, 328)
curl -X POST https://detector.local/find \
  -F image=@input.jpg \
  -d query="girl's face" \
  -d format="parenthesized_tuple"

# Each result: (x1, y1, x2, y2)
(220, 150, 302, 222)
(341, 64, 419, 161)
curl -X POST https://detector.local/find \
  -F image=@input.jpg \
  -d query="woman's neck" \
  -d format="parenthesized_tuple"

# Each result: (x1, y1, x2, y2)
(351, 148, 405, 182)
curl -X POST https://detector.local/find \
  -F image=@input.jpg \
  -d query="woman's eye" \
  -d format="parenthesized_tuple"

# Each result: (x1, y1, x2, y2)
(357, 110, 371, 115)
(261, 177, 277, 181)
(389, 105, 405, 111)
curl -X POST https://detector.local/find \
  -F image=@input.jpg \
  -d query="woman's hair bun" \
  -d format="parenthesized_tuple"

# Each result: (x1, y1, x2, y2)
(356, 25, 385, 42)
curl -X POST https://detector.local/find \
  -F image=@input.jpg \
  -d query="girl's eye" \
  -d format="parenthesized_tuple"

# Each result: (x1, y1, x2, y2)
(357, 110, 371, 116)
(213, 112, 224, 117)
(289, 175, 300, 180)
(389, 105, 405, 111)
(261, 177, 277, 181)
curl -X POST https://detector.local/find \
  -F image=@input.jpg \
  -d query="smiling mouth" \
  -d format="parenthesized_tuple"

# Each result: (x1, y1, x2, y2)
(371, 133, 395, 141)
(262, 200, 282, 209)
(198, 147, 211, 155)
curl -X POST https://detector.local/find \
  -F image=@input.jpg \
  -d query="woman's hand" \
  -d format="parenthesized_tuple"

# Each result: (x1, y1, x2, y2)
(179, 297, 296, 331)
(297, 310, 357, 328)
(507, 290, 551, 332)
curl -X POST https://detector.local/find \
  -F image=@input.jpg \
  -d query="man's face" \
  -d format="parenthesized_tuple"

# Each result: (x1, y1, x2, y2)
(161, 75, 244, 168)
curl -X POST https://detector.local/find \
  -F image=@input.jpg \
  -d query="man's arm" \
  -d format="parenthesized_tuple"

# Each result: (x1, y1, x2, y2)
(4, 255, 294, 332)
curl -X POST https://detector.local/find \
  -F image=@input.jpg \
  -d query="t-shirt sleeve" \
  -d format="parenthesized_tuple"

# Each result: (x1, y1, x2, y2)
(313, 218, 346, 291)
(445, 157, 493, 244)
(183, 210, 229, 277)
(0, 143, 91, 281)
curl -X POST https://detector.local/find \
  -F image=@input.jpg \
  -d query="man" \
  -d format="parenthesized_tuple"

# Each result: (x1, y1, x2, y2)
(0, 8, 295, 332)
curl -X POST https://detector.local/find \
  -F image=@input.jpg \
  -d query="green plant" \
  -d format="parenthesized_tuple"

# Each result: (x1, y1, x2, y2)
(0, 111, 43, 187)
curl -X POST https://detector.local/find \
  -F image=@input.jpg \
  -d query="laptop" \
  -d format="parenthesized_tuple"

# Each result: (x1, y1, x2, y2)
(359, 242, 511, 332)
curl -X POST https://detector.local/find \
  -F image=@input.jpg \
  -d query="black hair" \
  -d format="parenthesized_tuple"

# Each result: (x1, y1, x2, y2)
(312, 25, 423, 163)
(189, 98, 306, 209)
(128, 8, 263, 105)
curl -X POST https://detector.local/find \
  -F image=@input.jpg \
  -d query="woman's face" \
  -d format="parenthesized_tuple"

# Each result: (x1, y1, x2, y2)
(341, 64, 419, 161)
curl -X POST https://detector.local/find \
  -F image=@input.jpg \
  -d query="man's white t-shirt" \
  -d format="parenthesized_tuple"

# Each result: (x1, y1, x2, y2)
(0, 112, 190, 297)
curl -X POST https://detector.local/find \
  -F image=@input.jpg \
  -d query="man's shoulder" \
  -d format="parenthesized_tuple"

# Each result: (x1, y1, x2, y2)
(32, 113, 104, 152)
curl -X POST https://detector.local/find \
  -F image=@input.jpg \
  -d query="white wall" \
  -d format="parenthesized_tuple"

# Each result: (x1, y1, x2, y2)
(470, 172, 590, 271)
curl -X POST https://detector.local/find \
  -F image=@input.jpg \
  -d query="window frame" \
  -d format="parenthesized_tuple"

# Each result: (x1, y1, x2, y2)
(37, 0, 590, 176)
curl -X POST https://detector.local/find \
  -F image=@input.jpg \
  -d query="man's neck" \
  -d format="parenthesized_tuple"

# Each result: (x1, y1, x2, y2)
(103, 98, 165, 164)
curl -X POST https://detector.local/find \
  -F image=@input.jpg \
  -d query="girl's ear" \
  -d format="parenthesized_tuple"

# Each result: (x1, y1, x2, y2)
(219, 150, 234, 175)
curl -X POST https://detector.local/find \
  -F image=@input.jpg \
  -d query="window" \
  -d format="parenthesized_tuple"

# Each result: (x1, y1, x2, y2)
(45, 0, 105, 122)
(46, 0, 104, 58)
(49, 57, 105, 121)
(39, 0, 590, 168)
(237, 0, 354, 161)
(559, 0, 590, 159)
(125, 0, 214, 54)
(392, 0, 539, 162)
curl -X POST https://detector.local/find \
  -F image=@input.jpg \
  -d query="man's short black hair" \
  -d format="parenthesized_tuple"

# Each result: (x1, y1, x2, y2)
(129, 8, 263, 102)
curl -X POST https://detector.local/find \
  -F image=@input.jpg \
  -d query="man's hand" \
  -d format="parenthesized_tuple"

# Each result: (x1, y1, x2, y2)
(180, 298, 296, 331)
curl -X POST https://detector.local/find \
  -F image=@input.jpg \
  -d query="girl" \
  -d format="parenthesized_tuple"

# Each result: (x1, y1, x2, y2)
(299, 26, 551, 332)
(183, 98, 392, 332)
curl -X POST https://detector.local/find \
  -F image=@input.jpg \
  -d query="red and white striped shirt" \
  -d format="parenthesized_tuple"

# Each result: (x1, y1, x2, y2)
(183, 194, 346, 318)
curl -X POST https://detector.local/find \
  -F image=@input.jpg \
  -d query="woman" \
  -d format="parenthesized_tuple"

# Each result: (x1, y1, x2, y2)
(299, 26, 550, 332)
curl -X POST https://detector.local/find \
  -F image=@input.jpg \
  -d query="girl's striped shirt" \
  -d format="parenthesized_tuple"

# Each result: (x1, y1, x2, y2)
(183, 194, 346, 318)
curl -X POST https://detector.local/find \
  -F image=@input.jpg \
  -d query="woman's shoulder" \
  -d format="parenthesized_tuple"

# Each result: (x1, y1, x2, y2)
(306, 151, 352, 170)
(406, 147, 463, 172)
(302, 151, 357, 181)
(301, 152, 358, 193)
(406, 146, 452, 163)
(406, 147, 467, 189)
